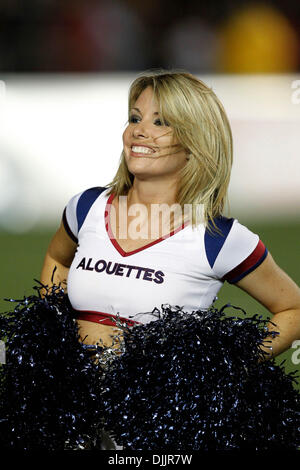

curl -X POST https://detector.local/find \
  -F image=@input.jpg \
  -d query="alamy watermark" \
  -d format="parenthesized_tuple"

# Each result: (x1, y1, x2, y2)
(0, 340, 5, 365)
(291, 80, 300, 104)
(106, 198, 199, 240)
(291, 340, 300, 365)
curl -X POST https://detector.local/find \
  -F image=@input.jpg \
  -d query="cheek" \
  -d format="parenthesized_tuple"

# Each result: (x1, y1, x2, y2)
(122, 127, 131, 147)
(168, 146, 188, 168)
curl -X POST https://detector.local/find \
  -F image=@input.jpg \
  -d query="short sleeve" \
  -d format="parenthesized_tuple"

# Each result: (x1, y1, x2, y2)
(205, 218, 268, 284)
(62, 186, 108, 243)
(62, 192, 82, 243)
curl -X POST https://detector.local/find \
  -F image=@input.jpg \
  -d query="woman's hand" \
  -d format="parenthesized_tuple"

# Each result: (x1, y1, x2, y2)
(236, 252, 300, 358)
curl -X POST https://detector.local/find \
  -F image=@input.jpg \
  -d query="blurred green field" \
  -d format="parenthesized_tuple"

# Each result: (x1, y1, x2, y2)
(1, 220, 300, 389)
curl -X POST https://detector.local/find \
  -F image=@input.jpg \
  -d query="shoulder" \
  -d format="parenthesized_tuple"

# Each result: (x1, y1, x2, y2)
(74, 187, 108, 229)
(204, 216, 268, 283)
(204, 216, 235, 266)
(63, 186, 108, 242)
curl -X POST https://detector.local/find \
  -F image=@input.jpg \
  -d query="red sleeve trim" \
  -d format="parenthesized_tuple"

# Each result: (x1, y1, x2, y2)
(222, 240, 268, 284)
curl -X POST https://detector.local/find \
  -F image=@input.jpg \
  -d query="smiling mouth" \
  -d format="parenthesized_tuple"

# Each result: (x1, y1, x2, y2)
(131, 145, 156, 156)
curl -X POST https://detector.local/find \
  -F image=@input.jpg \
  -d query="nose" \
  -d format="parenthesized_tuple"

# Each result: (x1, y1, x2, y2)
(132, 120, 150, 139)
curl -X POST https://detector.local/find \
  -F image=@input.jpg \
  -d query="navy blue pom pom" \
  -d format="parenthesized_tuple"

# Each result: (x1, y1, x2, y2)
(101, 304, 300, 450)
(1, 287, 299, 451)
(0, 283, 104, 450)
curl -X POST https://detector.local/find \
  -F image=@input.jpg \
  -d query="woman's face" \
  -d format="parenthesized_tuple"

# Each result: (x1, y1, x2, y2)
(123, 86, 188, 181)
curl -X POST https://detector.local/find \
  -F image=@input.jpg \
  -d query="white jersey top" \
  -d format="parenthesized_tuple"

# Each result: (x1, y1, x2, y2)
(63, 187, 268, 326)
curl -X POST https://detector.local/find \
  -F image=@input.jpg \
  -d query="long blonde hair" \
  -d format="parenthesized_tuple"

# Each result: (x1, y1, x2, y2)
(107, 69, 233, 230)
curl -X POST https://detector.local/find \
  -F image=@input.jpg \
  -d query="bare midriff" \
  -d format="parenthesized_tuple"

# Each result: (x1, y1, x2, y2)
(76, 319, 123, 348)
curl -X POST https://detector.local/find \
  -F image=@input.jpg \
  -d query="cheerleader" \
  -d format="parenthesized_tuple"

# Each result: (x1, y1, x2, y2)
(35, 70, 300, 450)
(40, 69, 300, 358)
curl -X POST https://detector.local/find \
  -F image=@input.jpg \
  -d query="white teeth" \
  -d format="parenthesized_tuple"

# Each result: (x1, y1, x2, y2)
(131, 146, 154, 154)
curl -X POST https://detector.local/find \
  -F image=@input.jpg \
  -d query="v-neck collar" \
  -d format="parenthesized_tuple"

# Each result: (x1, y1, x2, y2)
(104, 193, 189, 257)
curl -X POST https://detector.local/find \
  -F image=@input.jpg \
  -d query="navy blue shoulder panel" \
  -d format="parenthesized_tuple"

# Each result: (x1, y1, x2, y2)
(204, 216, 234, 269)
(76, 187, 107, 233)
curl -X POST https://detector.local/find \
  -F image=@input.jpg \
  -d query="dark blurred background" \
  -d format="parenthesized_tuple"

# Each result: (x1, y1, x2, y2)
(0, 0, 299, 73)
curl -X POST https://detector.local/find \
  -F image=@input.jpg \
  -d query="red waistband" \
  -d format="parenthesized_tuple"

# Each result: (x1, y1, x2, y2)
(75, 310, 140, 327)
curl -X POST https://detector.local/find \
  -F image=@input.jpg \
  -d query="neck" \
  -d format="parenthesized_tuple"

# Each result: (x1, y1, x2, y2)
(127, 178, 178, 207)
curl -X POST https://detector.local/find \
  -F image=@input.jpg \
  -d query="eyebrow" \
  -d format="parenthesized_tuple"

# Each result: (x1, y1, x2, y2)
(131, 107, 159, 115)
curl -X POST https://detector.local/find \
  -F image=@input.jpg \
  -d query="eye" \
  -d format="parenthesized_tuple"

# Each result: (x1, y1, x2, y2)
(129, 114, 140, 124)
(154, 118, 169, 127)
